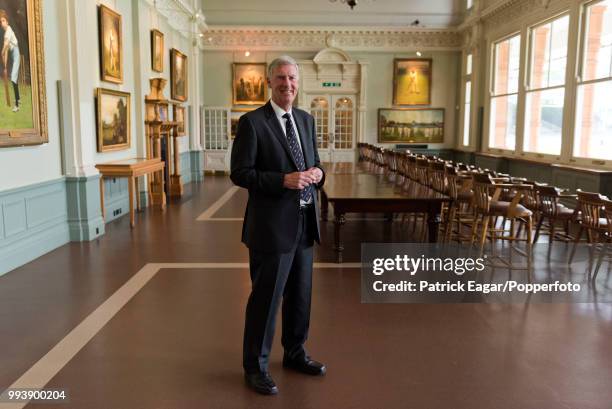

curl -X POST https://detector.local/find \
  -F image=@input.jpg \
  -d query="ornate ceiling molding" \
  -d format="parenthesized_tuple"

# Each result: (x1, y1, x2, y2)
(200, 26, 462, 52)
(145, 0, 207, 43)
(483, 0, 570, 30)
(457, 0, 569, 45)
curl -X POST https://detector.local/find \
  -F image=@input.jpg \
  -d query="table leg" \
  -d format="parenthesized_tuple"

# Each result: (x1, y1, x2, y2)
(427, 205, 442, 243)
(99, 176, 105, 220)
(128, 176, 135, 228)
(135, 176, 141, 211)
(334, 212, 346, 263)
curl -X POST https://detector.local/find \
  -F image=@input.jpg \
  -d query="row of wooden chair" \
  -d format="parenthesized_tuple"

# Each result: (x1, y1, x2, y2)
(357, 143, 612, 277)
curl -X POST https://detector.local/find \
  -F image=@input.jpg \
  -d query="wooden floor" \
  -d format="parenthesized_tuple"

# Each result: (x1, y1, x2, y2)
(1, 176, 611, 409)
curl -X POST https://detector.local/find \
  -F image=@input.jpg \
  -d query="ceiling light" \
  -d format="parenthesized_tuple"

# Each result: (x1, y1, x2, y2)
(416, 51, 422, 56)
(245, 51, 251, 57)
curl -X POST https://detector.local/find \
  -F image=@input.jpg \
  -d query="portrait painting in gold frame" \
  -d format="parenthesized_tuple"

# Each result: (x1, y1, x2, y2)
(0, 0, 48, 147)
(232, 63, 267, 105)
(170, 48, 187, 102)
(393, 59, 432, 106)
(151, 29, 163, 73)
(98, 4, 122, 83)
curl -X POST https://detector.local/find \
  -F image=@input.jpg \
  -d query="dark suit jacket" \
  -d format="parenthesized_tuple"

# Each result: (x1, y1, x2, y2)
(230, 101, 325, 253)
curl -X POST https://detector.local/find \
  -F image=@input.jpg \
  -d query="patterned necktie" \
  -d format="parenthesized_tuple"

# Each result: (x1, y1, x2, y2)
(283, 113, 313, 203)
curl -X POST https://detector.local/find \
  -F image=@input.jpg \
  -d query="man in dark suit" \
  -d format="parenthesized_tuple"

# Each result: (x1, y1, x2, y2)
(230, 55, 326, 395)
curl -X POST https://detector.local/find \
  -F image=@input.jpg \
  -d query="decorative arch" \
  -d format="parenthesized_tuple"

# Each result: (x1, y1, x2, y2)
(313, 47, 353, 64)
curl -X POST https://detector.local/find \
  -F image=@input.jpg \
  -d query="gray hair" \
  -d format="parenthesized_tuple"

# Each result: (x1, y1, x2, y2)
(267, 55, 299, 79)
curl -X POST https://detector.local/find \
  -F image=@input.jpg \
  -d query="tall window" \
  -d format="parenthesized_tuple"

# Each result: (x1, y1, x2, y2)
(524, 15, 569, 155)
(467, 0, 474, 10)
(463, 53, 473, 146)
(489, 34, 521, 150)
(575, 0, 612, 160)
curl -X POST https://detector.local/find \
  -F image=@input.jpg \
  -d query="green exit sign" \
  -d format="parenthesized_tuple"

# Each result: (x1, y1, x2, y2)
(322, 82, 341, 87)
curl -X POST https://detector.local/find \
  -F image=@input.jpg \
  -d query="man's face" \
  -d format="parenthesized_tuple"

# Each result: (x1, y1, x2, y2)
(0, 18, 8, 29)
(268, 63, 299, 109)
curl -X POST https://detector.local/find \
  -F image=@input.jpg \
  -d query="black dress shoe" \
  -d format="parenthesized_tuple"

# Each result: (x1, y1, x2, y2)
(244, 372, 279, 395)
(282, 356, 327, 376)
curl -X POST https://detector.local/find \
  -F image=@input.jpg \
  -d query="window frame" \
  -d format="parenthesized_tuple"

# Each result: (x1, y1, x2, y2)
(522, 12, 571, 158)
(570, 0, 612, 165)
(486, 31, 523, 153)
(459, 52, 474, 149)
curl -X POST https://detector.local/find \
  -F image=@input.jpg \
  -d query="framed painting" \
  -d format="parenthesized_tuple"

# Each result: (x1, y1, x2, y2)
(96, 88, 131, 152)
(173, 104, 185, 136)
(378, 108, 444, 144)
(98, 4, 122, 83)
(393, 58, 432, 106)
(170, 48, 187, 101)
(151, 29, 163, 73)
(232, 63, 267, 105)
(0, 0, 48, 147)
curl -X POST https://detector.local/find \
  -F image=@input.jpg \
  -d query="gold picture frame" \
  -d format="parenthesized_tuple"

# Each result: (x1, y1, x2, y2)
(378, 108, 444, 144)
(0, 0, 48, 147)
(173, 104, 185, 136)
(96, 88, 131, 152)
(151, 29, 163, 73)
(393, 58, 432, 106)
(170, 48, 187, 102)
(98, 4, 122, 84)
(232, 63, 267, 105)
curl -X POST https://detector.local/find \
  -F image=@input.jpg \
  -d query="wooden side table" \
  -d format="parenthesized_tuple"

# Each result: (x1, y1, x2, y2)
(95, 158, 166, 227)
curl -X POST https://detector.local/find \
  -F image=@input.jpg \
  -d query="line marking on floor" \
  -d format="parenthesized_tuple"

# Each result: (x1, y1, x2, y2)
(196, 185, 405, 222)
(196, 186, 240, 221)
(0, 262, 361, 409)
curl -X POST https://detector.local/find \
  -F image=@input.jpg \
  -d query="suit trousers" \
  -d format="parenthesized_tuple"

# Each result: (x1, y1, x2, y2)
(243, 205, 315, 374)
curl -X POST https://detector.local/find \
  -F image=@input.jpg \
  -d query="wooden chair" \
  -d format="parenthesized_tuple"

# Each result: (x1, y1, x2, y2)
(394, 152, 408, 186)
(444, 166, 477, 243)
(568, 190, 609, 264)
(384, 150, 398, 181)
(428, 161, 447, 194)
(415, 158, 430, 186)
(593, 199, 612, 280)
(470, 173, 534, 269)
(533, 185, 577, 245)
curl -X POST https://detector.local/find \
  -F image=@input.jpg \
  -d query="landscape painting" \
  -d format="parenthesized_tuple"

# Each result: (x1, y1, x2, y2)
(96, 88, 130, 152)
(378, 108, 444, 143)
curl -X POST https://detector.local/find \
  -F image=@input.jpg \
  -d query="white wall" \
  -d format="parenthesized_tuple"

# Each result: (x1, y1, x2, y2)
(0, 1, 64, 191)
(202, 49, 460, 148)
(0, 0, 200, 192)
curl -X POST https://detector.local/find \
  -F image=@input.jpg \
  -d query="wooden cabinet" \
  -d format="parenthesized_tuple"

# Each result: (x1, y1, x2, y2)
(144, 78, 185, 199)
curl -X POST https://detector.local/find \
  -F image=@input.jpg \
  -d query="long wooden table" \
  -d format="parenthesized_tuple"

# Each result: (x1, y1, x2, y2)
(320, 171, 451, 263)
(95, 158, 166, 227)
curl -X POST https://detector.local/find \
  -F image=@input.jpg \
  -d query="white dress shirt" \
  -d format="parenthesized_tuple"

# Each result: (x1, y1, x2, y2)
(270, 99, 312, 206)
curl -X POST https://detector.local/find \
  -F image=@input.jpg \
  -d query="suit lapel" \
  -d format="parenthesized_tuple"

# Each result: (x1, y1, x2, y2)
(294, 110, 312, 167)
(264, 102, 299, 169)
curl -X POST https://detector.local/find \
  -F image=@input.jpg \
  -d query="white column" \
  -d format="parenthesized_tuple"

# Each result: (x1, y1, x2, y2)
(59, 0, 101, 178)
